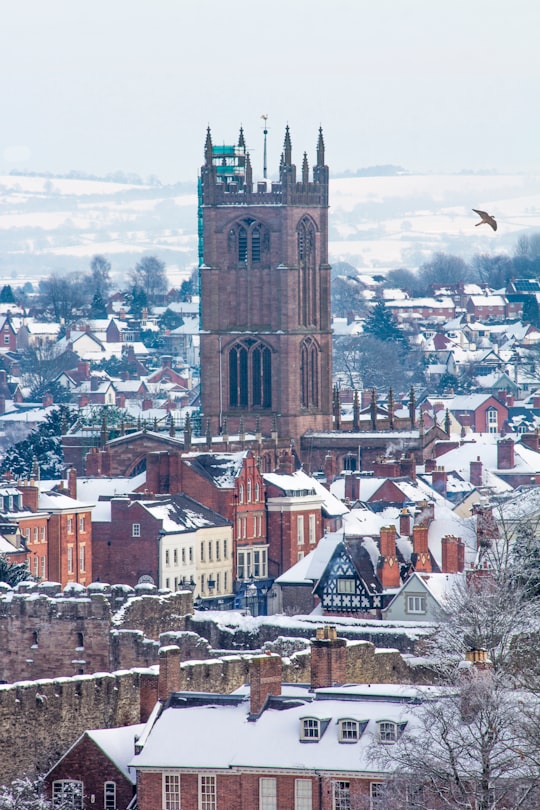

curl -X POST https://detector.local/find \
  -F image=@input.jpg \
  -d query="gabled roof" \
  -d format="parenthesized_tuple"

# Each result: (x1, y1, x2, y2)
(182, 451, 247, 488)
(47, 724, 145, 783)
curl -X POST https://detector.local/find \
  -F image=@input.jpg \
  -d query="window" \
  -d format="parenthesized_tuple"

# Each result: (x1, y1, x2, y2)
(223, 538, 228, 558)
(486, 407, 498, 433)
(77, 631, 84, 648)
(338, 719, 361, 742)
(200, 542, 205, 561)
(216, 540, 220, 560)
(200, 574, 205, 593)
(297, 515, 305, 545)
(33, 527, 38, 542)
(173, 548, 178, 565)
(3, 332, 9, 345)
(255, 482, 260, 501)
(406, 594, 426, 614)
(163, 773, 180, 810)
(370, 783, 384, 810)
(208, 541, 213, 561)
(239, 484, 244, 503)
(259, 777, 277, 810)
(216, 572, 220, 593)
(40, 526, 45, 541)
(41, 556, 46, 578)
(300, 717, 320, 741)
(132, 523, 141, 537)
(333, 781, 351, 810)
(300, 337, 320, 407)
(229, 339, 272, 409)
(337, 578, 355, 594)
(377, 721, 405, 743)
(182, 547, 186, 563)
(67, 546, 74, 574)
(309, 514, 316, 545)
(298, 551, 305, 561)
(79, 545, 85, 573)
(67, 516, 73, 534)
(237, 549, 248, 580)
(198, 775, 216, 810)
(294, 779, 312, 810)
(79, 516, 85, 532)
(247, 479, 252, 502)
(189, 547, 193, 562)
(53, 781, 83, 809)
(224, 572, 228, 592)
(104, 781, 116, 810)
(34, 555, 39, 576)
(165, 549, 170, 566)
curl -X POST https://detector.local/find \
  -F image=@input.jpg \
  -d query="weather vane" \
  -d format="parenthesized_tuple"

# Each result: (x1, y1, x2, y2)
(261, 115, 269, 179)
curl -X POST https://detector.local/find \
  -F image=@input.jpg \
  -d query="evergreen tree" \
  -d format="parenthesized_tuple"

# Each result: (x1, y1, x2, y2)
(363, 300, 408, 349)
(0, 406, 76, 479)
(0, 557, 32, 587)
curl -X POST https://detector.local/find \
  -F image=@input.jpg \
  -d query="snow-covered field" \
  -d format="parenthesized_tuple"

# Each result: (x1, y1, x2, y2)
(0, 172, 539, 289)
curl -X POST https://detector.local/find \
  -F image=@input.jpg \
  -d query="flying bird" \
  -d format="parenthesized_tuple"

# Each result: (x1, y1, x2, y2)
(472, 208, 497, 231)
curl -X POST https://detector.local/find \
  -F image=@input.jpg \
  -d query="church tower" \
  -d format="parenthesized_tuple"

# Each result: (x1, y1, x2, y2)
(199, 125, 333, 445)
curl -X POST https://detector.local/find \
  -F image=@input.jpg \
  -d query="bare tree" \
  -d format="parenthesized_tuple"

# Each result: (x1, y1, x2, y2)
(130, 255, 168, 307)
(372, 673, 540, 810)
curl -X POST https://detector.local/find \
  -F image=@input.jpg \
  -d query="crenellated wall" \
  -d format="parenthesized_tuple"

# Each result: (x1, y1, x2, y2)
(0, 583, 192, 683)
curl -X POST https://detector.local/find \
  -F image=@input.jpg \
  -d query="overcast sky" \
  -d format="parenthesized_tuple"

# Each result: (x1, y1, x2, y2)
(1, 0, 539, 184)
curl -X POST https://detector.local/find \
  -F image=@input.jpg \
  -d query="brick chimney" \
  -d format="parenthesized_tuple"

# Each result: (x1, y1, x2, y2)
(249, 653, 282, 716)
(399, 454, 416, 481)
(158, 645, 181, 700)
(142, 398, 153, 411)
(470, 456, 483, 487)
(424, 458, 436, 473)
(441, 534, 465, 573)
(67, 467, 77, 499)
(278, 449, 294, 475)
(42, 393, 54, 407)
(399, 508, 412, 537)
(310, 626, 347, 689)
(19, 482, 39, 512)
(344, 472, 360, 502)
(412, 525, 431, 573)
(432, 466, 447, 496)
(116, 393, 126, 409)
(497, 438, 515, 470)
(324, 452, 336, 485)
(377, 525, 401, 588)
(520, 432, 540, 452)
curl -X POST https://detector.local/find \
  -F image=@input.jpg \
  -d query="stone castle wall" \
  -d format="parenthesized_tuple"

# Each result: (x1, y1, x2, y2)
(0, 637, 434, 787)
(0, 583, 192, 683)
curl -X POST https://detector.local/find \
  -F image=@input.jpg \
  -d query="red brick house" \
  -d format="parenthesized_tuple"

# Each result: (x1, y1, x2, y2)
(39, 486, 94, 587)
(446, 394, 508, 434)
(45, 724, 144, 810)
(130, 636, 421, 810)
(263, 459, 325, 578)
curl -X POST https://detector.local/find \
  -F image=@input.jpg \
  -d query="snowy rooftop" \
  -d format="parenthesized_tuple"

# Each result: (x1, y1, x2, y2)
(131, 684, 430, 774)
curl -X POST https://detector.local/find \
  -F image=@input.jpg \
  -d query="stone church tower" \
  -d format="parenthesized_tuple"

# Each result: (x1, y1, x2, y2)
(199, 125, 333, 445)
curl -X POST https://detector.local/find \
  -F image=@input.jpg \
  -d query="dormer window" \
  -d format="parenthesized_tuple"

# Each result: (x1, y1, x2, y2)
(338, 718, 367, 743)
(300, 717, 320, 741)
(377, 720, 406, 743)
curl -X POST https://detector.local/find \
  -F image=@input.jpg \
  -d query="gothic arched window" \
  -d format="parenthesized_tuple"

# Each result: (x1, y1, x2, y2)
(300, 337, 320, 408)
(297, 216, 317, 326)
(229, 339, 272, 409)
(228, 219, 268, 267)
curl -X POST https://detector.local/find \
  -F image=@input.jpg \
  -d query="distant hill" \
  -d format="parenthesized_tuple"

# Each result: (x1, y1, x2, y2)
(0, 171, 538, 289)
